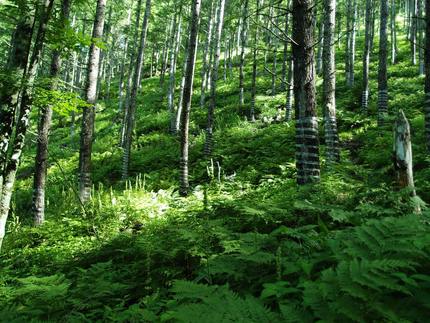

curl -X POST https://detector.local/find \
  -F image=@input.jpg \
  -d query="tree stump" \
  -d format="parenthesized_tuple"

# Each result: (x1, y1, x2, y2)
(393, 109, 420, 213)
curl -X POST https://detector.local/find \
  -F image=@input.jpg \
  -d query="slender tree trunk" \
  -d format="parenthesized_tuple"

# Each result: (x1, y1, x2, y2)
(120, 0, 143, 147)
(418, 0, 424, 74)
(0, 0, 54, 251)
(316, 20, 324, 75)
(281, 3, 290, 92)
(345, 0, 352, 85)
(122, 0, 151, 179)
(323, 0, 339, 163)
(285, 57, 294, 121)
(200, 0, 215, 108)
(239, 0, 249, 112)
(175, 48, 189, 133)
(293, 0, 320, 184)
(79, 0, 107, 202)
(349, 0, 357, 86)
(204, 0, 226, 156)
(160, 17, 174, 86)
(179, 0, 201, 196)
(271, 13, 278, 96)
(33, 0, 71, 226)
(118, 4, 133, 112)
(377, 0, 389, 127)
(250, 0, 260, 122)
(390, 0, 398, 64)
(411, 0, 417, 65)
(424, 0, 430, 150)
(362, 0, 372, 112)
(168, 8, 182, 133)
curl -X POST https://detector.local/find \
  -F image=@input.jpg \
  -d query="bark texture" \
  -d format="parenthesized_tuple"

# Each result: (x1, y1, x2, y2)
(323, 0, 339, 163)
(79, 0, 107, 202)
(179, 0, 201, 196)
(292, 0, 320, 184)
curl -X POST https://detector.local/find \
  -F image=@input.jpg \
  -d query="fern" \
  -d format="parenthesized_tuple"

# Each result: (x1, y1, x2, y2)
(302, 215, 430, 322)
(163, 280, 280, 323)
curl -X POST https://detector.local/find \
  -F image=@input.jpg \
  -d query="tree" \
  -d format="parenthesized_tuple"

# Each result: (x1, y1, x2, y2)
(238, 0, 249, 112)
(323, 0, 339, 163)
(292, 0, 320, 184)
(425, 0, 430, 150)
(179, 0, 201, 196)
(377, 0, 389, 126)
(33, 0, 71, 226)
(0, 0, 55, 251)
(121, 0, 151, 179)
(79, 0, 108, 202)
(204, 0, 226, 156)
(361, 0, 372, 112)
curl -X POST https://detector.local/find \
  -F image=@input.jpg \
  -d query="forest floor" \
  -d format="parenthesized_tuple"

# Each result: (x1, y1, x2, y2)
(0, 35, 430, 322)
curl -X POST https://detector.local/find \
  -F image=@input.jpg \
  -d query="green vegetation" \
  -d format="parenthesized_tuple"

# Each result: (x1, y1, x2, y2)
(0, 33, 429, 321)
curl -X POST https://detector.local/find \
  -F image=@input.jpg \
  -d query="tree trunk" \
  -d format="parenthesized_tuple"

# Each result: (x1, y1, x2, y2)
(179, 0, 201, 196)
(285, 57, 294, 121)
(377, 0, 389, 127)
(0, 12, 34, 196)
(79, 0, 107, 202)
(250, 0, 261, 122)
(122, 0, 151, 179)
(281, 3, 290, 92)
(390, 0, 398, 64)
(204, 0, 226, 156)
(292, 0, 320, 184)
(33, 0, 71, 226)
(200, 0, 215, 108)
(323, 0, 339, 163)
(393, 110, 419, 212)
(362, 0, 372, 112)
(411, 0, 417, 65)
(239, 0, 249, 112)
(167, 7, 182, 134)
(120, 0, 143, 147)
(118, 4, 133, 113)
(424, 0, 430, 150)
(0, 0, 54, 251)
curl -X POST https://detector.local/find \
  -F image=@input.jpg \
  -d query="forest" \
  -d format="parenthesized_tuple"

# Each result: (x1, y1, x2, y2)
(0, 0, 430, 321)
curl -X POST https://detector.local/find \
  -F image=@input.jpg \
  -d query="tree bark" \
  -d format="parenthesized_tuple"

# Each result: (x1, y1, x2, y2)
(362, 0, 372, 112)
(424, 0, 430, 150)
(239, 0, 249, 112)
(377, 0, 389, 127)
(0, 0, 54, 251)
(293, 0, 320, 184)
(204, 0, 226, 156)
(323, 0, 339, 163)
(393, 110, 419, 213)
(200, 0, 215, 108)
(33, 0, 71, 226)
(0, 11, 33, 196)
(179, 0, 201, 196)
(79, 0, 107, 202)
(122, 0, 151, 179)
